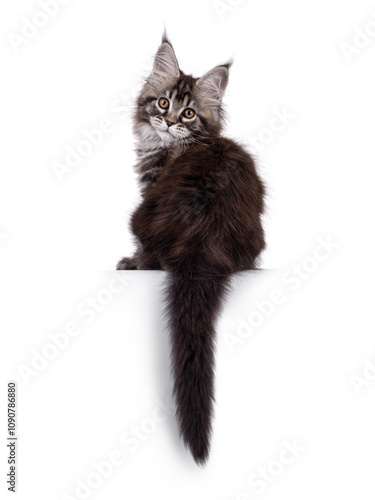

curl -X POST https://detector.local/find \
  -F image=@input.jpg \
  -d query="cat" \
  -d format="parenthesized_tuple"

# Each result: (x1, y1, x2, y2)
(117, 33, 266, 465)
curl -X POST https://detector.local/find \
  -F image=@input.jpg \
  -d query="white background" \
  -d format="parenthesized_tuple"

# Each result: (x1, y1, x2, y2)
(1, 0, 375, 499)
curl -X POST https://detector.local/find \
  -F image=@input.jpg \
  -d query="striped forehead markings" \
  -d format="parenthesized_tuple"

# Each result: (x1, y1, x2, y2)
(159, 79, 196, 116)
(164, 92, 194, 107)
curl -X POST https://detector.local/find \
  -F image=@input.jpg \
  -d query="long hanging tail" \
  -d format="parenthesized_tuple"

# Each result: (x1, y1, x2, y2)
(165, 269, 229, 465)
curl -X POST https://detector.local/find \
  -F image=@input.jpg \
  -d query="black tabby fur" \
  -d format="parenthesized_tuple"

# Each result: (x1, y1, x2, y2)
(117, 34, 266, 465)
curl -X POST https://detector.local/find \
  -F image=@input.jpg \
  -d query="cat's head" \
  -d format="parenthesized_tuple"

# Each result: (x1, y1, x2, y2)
(134, 33, 231, 148)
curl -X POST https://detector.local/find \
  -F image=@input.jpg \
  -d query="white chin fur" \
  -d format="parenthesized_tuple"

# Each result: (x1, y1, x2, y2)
(137, 121, 189, 149)
(156, 130, 174, 141)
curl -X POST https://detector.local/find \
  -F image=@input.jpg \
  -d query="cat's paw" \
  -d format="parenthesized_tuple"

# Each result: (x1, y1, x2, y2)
(116, 257, 137, 270)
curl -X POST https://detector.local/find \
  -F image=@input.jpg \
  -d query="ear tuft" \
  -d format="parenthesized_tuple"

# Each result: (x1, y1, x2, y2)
(149, 34, 180, 85)
(162, 28, 170, 44)
(221, 58, 234, 71)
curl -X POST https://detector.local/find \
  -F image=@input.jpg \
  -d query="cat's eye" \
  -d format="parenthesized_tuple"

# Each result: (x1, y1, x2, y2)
(183, 108, 195, 119)
(158, 98, 169, 109)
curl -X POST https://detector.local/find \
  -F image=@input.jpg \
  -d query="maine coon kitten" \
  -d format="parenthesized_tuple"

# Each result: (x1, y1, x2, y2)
(117, 33, 265, 465)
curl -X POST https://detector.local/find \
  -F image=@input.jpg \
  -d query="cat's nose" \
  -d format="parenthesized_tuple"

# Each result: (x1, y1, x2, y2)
(166, 120, 175, 127)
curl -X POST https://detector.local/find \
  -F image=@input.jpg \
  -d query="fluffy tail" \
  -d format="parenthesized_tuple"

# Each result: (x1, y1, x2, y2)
(166, 269, 229, 465)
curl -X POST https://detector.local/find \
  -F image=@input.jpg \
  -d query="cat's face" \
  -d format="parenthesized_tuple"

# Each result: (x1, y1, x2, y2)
(134, 35, 231, 148)
(146, 80, 203, 144)
(137, 75, 213, 145)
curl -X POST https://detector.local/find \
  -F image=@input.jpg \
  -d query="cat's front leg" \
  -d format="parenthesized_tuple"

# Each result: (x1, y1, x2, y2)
(116, 257, 138, 270)
(116, 250, 162, 270)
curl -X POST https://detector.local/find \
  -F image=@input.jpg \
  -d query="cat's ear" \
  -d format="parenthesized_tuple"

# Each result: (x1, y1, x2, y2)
(149, 33, 180, 85)
(196, 61, 232, 104)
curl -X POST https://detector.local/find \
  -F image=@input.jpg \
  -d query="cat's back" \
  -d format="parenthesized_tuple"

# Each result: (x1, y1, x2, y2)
(167, 136, 264, 203)
(173, 136, 254, 174)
